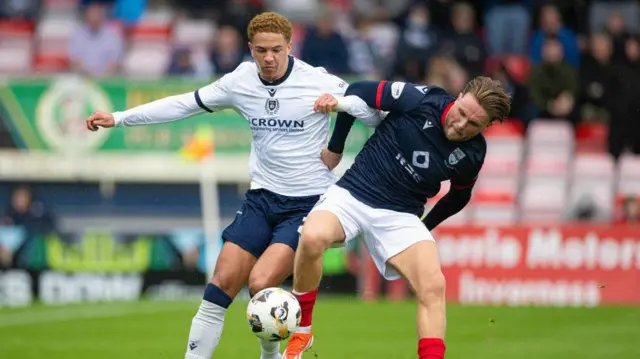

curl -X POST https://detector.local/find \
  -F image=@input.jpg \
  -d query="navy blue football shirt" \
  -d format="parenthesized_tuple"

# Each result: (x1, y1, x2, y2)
(330, 80, 486, 218)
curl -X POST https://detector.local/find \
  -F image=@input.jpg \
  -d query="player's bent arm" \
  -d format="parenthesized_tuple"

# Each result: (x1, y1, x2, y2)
(422, 185, 473, 230)
(327, 112, 355, 154)
(344, 80, 424, 113)
(326, 95, 386, 154)
(335, 95, 385, 127)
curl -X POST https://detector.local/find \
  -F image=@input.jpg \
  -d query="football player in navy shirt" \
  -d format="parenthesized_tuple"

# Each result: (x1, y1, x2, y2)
(292, 77, 511, 359)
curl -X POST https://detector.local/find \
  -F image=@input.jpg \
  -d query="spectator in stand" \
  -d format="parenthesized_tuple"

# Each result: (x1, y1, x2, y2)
(484, 0, 532, 55)
(300, 7, 351, 75)
(167, 47, 197, 76)
(438, 2, 486, 79)
(490, 60, 530, 123)
(579, 33, 618, 123)
(615, 195, 639, 224)
(609, 35, 640, 159)
(563, 193, 610, 222)
(112, 0, 147, 26)
(209, 25, 247, 76)
(530, 4, 580, 68)
(2, 185, 56, 237)
(528, 36, 580, 126)
(351, 0, 413, 23)
(68, 2, 124, 77)
(0, 0, 41, 20)
(603, 11, 631, 64)
(346, 16, 383, 78)
(390, 2, 440, 83)
(216, 0, 265, 56)
(589, 0, 640, 57)
(425, 56, 467, 96)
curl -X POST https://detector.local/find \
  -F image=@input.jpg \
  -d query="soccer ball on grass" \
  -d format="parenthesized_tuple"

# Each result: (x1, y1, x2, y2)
(246, 287, 301, 341)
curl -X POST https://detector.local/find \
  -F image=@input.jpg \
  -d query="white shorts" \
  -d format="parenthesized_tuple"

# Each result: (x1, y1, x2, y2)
(309, 184, 435, 280)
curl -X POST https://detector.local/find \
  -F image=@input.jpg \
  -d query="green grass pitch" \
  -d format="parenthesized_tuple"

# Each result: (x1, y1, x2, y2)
(0, 298, 638, 359)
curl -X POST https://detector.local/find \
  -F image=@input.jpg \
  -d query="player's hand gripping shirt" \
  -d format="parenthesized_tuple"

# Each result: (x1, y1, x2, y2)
(336, 81, 487, 216)
(112, 56, 381, 197)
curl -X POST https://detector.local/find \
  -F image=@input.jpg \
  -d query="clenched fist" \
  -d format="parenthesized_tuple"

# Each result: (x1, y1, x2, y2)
(314, 93, 339, 113)
(86, 111, 115, 132)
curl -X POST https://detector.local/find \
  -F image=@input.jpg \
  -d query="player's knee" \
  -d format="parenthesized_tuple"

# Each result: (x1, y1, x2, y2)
(415, 270, 446, 304)
(247, 274, 275, 298)
(299, 225, 331, 256)
(210, 270, 244, 298)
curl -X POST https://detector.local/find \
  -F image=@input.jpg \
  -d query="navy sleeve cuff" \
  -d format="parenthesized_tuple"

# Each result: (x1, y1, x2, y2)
(327, 112, 356, 154)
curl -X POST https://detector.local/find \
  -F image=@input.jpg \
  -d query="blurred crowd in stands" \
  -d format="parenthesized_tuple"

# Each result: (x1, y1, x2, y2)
(0, 0, 639, 230)
(2, 0, 638, 158)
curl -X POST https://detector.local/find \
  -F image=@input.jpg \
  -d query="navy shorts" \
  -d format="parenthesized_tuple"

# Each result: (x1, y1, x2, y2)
(221, 189, 320, 258)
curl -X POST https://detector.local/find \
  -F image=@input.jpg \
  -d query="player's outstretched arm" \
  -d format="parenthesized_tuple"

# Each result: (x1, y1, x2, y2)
(422, 184, 474, 230)
(86, 92, 207, 131)
(86, 74, 234, 131)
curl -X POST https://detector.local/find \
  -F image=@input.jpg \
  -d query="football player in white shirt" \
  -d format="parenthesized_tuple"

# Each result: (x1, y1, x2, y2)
(85, 11, 381, 359)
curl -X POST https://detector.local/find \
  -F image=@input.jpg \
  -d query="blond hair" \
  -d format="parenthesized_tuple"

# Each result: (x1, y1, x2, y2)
(462, 76, 511, 124)
(247, 12, 293, 42)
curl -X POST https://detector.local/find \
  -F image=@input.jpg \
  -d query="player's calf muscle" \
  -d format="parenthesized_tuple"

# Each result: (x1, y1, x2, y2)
(294, 211, 343, 292)
(248, 245, 295, 296)
(388, 241, 446, 338)
(210, 242, 256, 298)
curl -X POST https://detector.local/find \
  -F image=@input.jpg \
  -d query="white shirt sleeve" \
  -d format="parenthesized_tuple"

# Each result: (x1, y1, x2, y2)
(318, 71, 385, 127)
(335, 95, 386, 127)
(113, 72, 235, 127)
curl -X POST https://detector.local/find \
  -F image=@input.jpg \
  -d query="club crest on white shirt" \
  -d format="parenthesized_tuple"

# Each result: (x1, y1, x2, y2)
(265, 98, 280, 115)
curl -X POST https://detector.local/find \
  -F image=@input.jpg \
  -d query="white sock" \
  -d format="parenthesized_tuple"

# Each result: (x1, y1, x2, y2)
(184, 300, 227, 359)
(259, 338, 281, 359)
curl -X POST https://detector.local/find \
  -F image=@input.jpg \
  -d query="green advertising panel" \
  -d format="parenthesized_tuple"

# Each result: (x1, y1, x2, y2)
(0, 76, 372, 154)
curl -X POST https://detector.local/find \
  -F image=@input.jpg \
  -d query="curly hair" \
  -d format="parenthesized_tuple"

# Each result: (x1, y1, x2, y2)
(462, 76, 512, 124)
(247, 12, 293, 42)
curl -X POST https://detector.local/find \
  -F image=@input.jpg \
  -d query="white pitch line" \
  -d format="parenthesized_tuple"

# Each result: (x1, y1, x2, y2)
(0, 302, 189, 328)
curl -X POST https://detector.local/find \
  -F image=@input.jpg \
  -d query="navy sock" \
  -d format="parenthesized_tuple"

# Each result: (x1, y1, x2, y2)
(203, 283, 233, 309)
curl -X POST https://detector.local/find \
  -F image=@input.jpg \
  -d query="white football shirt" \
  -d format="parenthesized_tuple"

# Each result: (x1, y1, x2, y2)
(113, 56, 380, 197)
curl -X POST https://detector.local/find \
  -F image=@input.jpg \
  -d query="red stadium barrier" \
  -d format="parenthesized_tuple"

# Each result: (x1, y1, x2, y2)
(359, 225, 640, 307)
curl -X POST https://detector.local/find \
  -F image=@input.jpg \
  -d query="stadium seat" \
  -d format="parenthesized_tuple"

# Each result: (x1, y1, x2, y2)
(122, 42, 171, 78)
(128, 23, 172, 42)
(483, 120, 525, 175)
(519, 178, 568, 222)
(36, 18, 78, 54)
(524, 150, 571, 181)
(0, 19, 35, 39)
(575, 122, 608, 153)
(172, 20, 216, 50)
(34, 52, 69, 73)
(572, 152, 615, 178)
(470, 174, 519, 224)
(566, 153, 616, 219)
(617, 154, 640, 195)
(0, 46, 32, 74)
(42, 0, 78, 10)
(0, 20, 34, 63)
(526, 120, 575, 148)
(484, 139, 523, 174)
(483, 119, 525, 138)
(502, 55, 531, 84)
